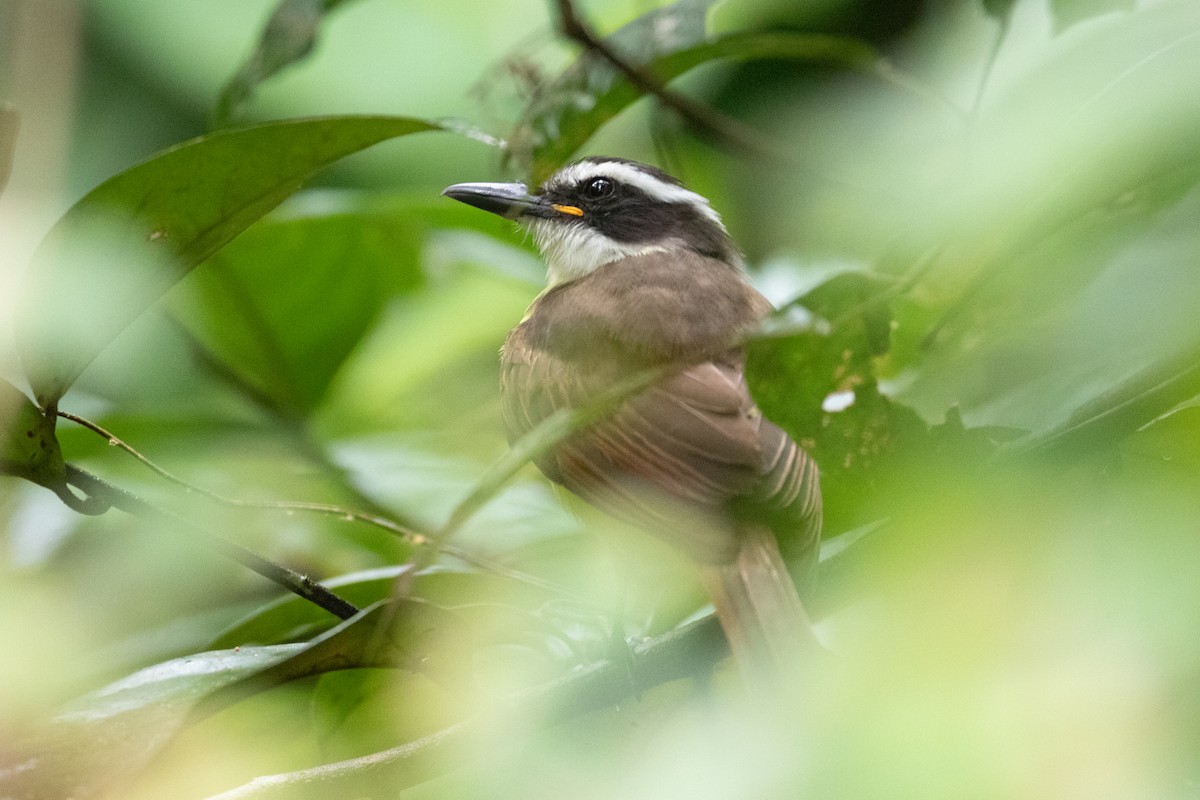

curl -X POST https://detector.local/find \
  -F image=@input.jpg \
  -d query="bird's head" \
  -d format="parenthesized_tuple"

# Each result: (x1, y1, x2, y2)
(442, 157, 740, 286)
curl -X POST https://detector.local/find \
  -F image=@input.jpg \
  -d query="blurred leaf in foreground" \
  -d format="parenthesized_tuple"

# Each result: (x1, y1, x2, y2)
(0, 378, 64, 488)
(0, 599, 468, 800)
(16, 116, 437, 408)
(1049, 0, 1135, 33)
(0, 643, 304, 800)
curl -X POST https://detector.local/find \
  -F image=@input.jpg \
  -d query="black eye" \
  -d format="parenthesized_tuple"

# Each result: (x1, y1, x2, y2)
(582, 177, 614, 199)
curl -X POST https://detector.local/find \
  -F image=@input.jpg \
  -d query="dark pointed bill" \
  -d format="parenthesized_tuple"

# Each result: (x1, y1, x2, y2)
(441, 181, 555, 220)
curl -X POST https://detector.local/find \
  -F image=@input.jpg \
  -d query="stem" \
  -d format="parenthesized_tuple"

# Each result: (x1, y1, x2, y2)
(55, 410, 577, 598)
(62, 464, 360, 621)
(203, 615, 727, 799)
(552, 0, 788, 161)
(418, 365, 669, 572)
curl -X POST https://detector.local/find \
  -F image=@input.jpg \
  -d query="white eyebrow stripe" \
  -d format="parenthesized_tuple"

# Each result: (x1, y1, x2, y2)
(550, 161, 723, 225)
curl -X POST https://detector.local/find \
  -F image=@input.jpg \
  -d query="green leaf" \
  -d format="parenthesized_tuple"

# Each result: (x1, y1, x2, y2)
(517, 13, 883, 182)
(214, 0, 363, 125)
(194, 599, 472, 719)
(211, 566, 414, 648)
(980, 0, 1017, 20)
(5, 599, 468, 800)
(2, 643, 305, 800)
(171, 208, 425, 417)
(747, 272, 930, 538)
(1003, 345, 1200, 460)
(810, 520, 888, 620)
(0, 103, 17, 197)
(892, 169, 1200, 436)
(1050, 0, 1135, 33)
(211, 565, 553, 650)
(0, 378, 65, 487)
(1123, 402, 1200, 474)
(15, 115, 438, 408)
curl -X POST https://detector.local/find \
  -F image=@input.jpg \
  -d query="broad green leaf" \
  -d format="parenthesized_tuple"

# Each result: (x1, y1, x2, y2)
(313, 258, 535, 448)
(1123, 402, 1200, 475)
(215, 0, 364, 125)
(1003, 345, 1200, 459)
(747, 272, 930, 538)
(0, 378, 65, 487)
(4, 600, 468, 800)
(1050, 0, 1135, 33)
(194, 599, 472, 719)
(171, 208, 425, 417)
(62, 645, 305, 722)
(891, 171, 1200, 436)
(16, 115, 438, 408)
(748, 271, 1022, 543)
(516, 6, 885, 182)
(0, 643, 305, 800)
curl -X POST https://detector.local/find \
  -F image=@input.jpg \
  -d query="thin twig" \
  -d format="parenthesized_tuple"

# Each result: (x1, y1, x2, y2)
(61, 464, 360, 620)
(57, 410, 429, 542)
(171, 319, 434, 531)
(552, 0, 789, 161)
(55, 410, 577, 598)
(413, 365, 671, 578)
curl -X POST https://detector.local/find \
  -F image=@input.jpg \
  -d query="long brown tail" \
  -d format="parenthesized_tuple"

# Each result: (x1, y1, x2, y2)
(698, 524, 815, 682)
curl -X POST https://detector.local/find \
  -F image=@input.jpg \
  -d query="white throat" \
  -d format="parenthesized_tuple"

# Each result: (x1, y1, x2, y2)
(528, 218, 674, 287)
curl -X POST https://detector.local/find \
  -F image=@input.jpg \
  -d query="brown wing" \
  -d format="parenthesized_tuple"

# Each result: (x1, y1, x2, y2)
(500, 250, 819, 566)
(501, 343, 820, 566)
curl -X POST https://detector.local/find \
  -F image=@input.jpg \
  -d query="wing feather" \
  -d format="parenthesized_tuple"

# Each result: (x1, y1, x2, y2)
(502, 344, 819, 564)
(499, 250, 820, 568)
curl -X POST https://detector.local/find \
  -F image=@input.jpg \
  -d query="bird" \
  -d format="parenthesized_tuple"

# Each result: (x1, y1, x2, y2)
(442, 157, 821, 677)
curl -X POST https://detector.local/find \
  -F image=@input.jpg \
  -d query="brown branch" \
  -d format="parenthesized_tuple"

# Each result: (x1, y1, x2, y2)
(58, 410, 429, 542)
(61, 464, 361, 620)
(552, 0, 790, 161)
(202, 533, 875, 797)
(55, 410, 578, 599)
(203, 615, 729, 799)
(200, 523, 877, 799)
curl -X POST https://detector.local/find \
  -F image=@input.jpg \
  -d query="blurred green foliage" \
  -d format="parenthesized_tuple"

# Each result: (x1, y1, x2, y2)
(2, 0, 1200, 798)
